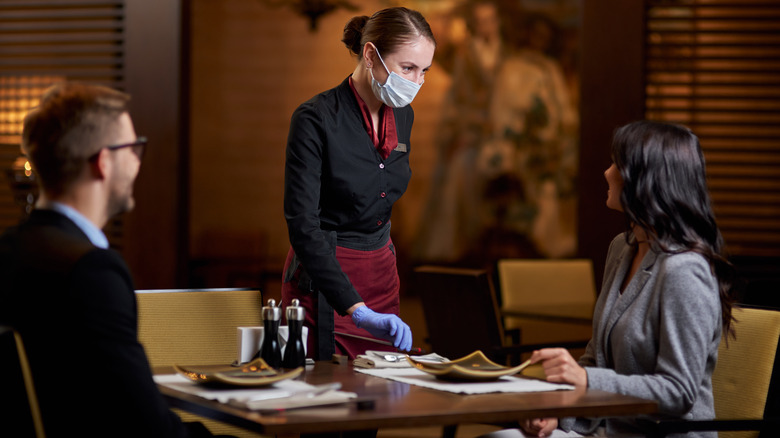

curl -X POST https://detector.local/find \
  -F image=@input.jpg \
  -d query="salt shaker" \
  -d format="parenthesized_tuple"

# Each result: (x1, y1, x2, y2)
(282, 298, 306, 368)
(260, 298, 282, 368)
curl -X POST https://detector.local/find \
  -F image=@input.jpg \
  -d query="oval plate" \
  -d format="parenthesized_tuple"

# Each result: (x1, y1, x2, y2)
(406, 350, 531, 382)
(174, 358, 303, 387)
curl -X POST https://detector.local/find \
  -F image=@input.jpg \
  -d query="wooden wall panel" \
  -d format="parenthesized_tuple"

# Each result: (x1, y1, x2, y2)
(123, 0, 187, 288)
(577, 0, 646, 285)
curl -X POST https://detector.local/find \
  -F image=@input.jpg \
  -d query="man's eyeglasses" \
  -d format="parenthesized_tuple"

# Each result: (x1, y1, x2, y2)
(89, 137, 148, 161)
(106, 136, 147, 160)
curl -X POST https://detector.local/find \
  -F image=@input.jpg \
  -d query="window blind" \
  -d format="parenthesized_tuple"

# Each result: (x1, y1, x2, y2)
(645, 0, 780, 257)
(0, 0, 125, 239)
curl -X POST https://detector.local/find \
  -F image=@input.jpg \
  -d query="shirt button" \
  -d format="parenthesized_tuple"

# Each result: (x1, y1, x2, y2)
(380, 192, 386, 198)
(379, 163, 385, 169)
(377, 220, 383, 226)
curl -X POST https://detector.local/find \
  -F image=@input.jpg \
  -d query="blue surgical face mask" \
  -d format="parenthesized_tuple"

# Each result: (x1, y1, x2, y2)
(368, 44, 422, 108)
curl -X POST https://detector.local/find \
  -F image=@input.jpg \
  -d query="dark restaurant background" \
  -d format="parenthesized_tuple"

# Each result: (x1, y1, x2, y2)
(0, 0, 778, 309)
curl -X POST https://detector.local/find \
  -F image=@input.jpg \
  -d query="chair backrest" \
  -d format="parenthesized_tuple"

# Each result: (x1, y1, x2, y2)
(136, 288, 262, 367)
(413, 265, 505, 360)
(0, 325, 46, 438)
(712, 306, 780, 438)
(496, 259, 597, 309)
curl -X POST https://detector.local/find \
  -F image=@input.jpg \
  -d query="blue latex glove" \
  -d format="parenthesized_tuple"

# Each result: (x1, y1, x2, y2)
(351, 306, 413, 352)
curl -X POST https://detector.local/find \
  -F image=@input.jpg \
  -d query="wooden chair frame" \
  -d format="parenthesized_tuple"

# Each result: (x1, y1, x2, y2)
(1, 325, 46, 438)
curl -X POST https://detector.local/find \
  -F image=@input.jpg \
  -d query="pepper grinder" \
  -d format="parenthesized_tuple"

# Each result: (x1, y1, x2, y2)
(282, 298, 306, 368)
(260, 298, 282, 368)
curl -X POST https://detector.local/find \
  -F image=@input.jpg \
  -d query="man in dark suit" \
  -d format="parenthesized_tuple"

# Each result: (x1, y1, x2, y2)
(0, 83, 214, 437)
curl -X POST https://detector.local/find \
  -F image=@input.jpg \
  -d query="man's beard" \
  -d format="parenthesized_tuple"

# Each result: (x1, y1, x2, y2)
(107, 184, 135, 218)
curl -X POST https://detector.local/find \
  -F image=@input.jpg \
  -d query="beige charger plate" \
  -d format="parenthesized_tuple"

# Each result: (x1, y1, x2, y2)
(174, 358, 303, 387)
(406, 350, 531, 382)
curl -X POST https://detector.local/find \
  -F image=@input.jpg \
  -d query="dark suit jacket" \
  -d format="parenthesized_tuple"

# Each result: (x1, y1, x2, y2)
(0, 210, 206, 437)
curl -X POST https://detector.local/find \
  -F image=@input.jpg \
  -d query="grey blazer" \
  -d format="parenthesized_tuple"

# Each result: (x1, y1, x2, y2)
(560, 233, 721, 437)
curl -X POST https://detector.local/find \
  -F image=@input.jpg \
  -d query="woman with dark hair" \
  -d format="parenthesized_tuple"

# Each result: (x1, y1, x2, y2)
(486, 120, 738, 437)
(281, 7, 435, 359)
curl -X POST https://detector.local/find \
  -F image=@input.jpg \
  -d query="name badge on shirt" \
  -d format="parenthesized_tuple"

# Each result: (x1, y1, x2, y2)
(394, 143, 408, 153)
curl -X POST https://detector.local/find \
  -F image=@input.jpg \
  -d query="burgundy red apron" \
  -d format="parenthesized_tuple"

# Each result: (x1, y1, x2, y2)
(280, 239, 400, 359)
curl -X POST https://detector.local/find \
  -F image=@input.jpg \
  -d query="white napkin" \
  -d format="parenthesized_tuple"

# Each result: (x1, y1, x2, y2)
(154, 373, 300, 403)
(353, 351, 449, 369)
(229, 389, 357, 411)
(355, 367, 574, 394)
(154, 374, 356, 411)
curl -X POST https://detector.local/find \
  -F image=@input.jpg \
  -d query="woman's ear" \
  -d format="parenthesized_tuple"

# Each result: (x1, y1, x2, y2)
(362, 42, 375, 68)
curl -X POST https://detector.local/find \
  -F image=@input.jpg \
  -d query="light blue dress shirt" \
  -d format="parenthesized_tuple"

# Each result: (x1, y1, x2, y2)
(45, 202, 109, 249)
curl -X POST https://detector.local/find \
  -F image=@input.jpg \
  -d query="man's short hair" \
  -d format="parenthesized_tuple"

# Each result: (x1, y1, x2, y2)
(22, 82, 131, 197)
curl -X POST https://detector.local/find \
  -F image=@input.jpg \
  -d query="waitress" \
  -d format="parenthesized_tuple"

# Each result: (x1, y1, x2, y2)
(281, 7, 436, 359)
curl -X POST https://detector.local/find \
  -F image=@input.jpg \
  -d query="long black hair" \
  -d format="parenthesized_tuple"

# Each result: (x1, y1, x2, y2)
(611, 120, 738, 338)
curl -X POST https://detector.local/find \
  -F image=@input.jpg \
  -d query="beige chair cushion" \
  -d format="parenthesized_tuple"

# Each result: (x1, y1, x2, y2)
(713, 306, 780, 438)
(497, 259, 596, 309)
(137, 289, 263, 367)
(497, 259, 595, 345)
(136, 288, 268, 438)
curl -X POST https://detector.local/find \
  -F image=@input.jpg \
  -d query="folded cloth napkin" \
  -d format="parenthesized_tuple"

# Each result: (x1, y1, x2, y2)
(355, 367, 574, 394)
(154, 374, 357, 411)
(229, 388, 357, 411)
(154, 374, 308, 403)
(353, 350, 449, 369)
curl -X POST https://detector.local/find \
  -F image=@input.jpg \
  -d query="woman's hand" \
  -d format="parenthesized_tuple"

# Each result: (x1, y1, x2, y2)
(530, 348, 588, 387)
(520, 417, 558, 437)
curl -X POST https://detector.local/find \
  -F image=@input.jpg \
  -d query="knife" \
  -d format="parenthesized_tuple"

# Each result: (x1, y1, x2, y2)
(333, 331, 427, 354)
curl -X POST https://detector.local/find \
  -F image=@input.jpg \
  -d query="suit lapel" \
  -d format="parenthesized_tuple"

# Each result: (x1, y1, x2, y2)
(599, 244, 658, 367)
(28, 209, 91, 243)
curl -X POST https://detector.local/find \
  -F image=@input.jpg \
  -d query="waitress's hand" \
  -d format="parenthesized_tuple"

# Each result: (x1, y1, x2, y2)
(351, 305, 413, 351)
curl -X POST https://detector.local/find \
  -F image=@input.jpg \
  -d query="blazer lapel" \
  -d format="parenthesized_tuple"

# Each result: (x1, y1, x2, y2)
(599, 245, 658, 366)
(28, 209, 91, 243)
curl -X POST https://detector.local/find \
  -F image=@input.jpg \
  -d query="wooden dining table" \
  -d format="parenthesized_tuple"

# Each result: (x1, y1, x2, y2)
(156, 360, 657, 437)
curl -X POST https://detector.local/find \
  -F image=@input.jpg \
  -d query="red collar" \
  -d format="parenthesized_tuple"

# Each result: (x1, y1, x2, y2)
(349, 76, 397, 160)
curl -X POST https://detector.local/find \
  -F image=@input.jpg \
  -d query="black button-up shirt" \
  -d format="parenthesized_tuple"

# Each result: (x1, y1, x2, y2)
(284, 77, 414, 313)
